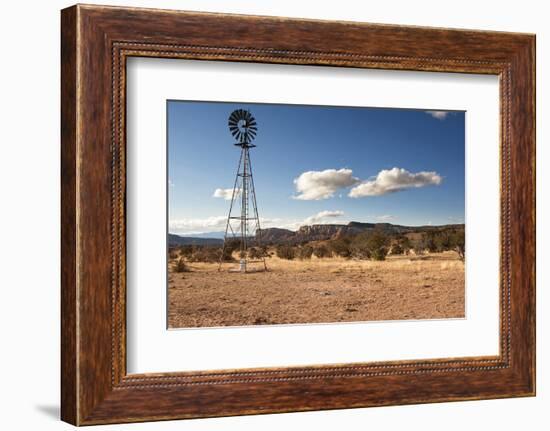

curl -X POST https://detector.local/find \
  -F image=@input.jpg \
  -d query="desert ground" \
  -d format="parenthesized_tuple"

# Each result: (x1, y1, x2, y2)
(168, 252, 464, 328)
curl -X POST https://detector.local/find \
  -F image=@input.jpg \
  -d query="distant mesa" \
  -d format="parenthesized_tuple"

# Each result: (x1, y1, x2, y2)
(259, 222, 463, 245)
(169, 221, 464, 247)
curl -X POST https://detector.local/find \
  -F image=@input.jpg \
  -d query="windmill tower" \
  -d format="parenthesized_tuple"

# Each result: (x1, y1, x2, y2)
(218, 109, 268, 272)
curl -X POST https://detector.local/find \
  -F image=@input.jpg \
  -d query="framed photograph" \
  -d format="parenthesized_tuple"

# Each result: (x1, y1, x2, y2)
(165, 100, 466, 329)
(61, 4, 535, 425)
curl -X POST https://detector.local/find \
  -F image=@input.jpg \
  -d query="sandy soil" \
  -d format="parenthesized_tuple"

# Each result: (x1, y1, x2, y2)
(168, 252, 464, 328)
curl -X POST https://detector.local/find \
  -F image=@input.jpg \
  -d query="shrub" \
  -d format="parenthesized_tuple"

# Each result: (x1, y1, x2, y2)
(297, 245, 314, 260)
(403, 228, 466, 257)
(312, 245, 331, 259)
(168, 248, 179, 260)
(276, 244, 296, 260)
(349, 231, 389, 260)
(260, 246, 270, 258)
(328, 238, 352, 258)
(450, 230, 465, 261)
(419, 229, 465, 254)
(434, 231, 452, 252)
(397, 236, 412, 255)
(174, 257, 190, 272)
(412, 239, 426, 256)
(178, 245, 195, 258)
(349, 233, 371, 260)
(220, 247, 235, 262)
(364, 232, 389, 261)
(390, 243, 404, 255)
(422, 232, 438, 253)
(188, 246, 221, 263)
(248, 247, 267, 260)
(220, 239, 239, 261)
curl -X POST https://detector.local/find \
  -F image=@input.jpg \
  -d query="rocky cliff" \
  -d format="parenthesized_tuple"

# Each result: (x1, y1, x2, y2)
(258, 222, 464, 245)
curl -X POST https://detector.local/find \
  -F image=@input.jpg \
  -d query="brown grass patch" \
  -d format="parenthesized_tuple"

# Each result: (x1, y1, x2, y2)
(168, 251, 464, 328)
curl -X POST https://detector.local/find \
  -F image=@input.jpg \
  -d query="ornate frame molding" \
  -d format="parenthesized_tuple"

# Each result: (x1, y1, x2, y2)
(61, 5, 534, 425)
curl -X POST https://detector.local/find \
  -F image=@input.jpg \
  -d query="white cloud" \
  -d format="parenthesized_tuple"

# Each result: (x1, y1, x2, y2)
(212, 187, 241, 200)
(258, 211, 347, 231)
(169, 216, 228, 234)
(293, 168, 360, 200)
(264, 211, 346, 231)
(168, 179, 175, 187)
(169, 211, 347, 235)
(170, 215, 284, 235)
(376, 215, 396, 222)
(304, 210, 344, 225)
(448, 216, 465, 223)
(349, 167, 442, 198)
(426, 110, 449, 120)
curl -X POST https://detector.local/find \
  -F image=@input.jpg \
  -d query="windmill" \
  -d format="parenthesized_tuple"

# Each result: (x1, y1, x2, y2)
(218, 109, 268, 272)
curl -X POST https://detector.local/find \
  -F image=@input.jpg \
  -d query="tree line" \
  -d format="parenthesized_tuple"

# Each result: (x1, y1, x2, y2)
(169, 228, 465, 267)
(274, 228, 464, 262)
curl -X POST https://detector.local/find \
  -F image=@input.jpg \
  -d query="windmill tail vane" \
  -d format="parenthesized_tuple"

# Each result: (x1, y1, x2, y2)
(219, 109, 268, 273)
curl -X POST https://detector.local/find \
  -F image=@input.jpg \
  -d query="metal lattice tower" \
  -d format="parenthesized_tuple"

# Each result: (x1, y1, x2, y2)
(218, 109, 267, 272)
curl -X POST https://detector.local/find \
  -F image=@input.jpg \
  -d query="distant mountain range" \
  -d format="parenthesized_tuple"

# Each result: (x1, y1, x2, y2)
(183, 231, 225, 239)
(168, 221, 464, 247)
(168, 234, 223, 246)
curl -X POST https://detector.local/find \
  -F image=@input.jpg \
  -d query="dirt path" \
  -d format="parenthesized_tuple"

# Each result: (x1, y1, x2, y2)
(168, 253, 464, 328)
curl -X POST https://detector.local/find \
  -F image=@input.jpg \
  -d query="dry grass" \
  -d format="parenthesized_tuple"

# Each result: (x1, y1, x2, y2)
(167, 252, 464, 328)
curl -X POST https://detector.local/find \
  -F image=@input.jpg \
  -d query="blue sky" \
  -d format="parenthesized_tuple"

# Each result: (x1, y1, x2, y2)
(168, 100, 465, 235)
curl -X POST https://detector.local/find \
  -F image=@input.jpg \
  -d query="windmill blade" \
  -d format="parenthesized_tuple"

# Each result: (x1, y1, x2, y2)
(228, 109, 258, 143)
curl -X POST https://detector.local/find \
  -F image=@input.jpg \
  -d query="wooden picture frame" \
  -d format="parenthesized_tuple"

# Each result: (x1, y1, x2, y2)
(61, 4, 535, 425)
